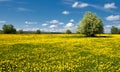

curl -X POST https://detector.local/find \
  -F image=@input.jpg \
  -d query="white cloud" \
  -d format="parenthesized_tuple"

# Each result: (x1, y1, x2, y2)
(57, 29, 65, 32)
(112, 21, 120, 24)
(106, 24, 120, 28)
(0, 20, 6, 24)
(41, 28, 62, 32)
(49, 25, 57, 28)
(105, 25, 112, 28)
(49, 20, 59, 24)
(72, 2, 88, 8)
(78, 3, 88, 8)
(89, 4, 116, 13)
(68, 1, 115, 13)
(65, 22, 74, 28)
(59, 22, 64, 25)
(106, 15, 120, 21)
(104, 3, 117, 9)
(65, 1, 115, 13)
(23, 28, 40, 31)
(42, 23, 48, 26)
(70, 19, 74, 22)
(62, 11, 70, 15)
(17, 7, 30, 11)
(40, 28, 49, 32)
(104, 27, 111, 33)
(25, 21, 38, 24)
(72, 2, 79, 8)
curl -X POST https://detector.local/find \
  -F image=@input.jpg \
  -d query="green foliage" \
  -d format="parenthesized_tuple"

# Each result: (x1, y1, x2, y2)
(118, 29, 120, 34)
(65, 29, 72, 34)
(35, 30, 41, 34)
(2, 24, 16, 34)
(76, 11, 104, 37)
(17, 30, 23, 34)
(0, 30, 3, 34)
(111, 26, 119, 34)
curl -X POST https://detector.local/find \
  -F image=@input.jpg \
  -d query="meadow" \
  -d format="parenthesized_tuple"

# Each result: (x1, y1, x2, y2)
(0, 34, 120, 72)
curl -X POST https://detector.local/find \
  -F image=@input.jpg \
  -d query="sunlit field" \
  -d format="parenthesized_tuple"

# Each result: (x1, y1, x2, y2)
(0, 34, 120, 72)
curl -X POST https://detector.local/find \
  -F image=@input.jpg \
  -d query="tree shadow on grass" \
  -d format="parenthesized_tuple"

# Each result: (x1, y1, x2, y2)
(62, 35, 113, 38)
(93, 36, 113, 38)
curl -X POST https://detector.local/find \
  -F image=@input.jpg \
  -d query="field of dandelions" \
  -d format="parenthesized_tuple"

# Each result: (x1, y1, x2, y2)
(0, 34, 120, 72)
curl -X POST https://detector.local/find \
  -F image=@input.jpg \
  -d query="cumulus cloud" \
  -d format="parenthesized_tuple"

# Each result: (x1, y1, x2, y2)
(49, 20, 59, 24)
(59, 22, 64, 25)
(40, 28, 50, 32)
(104, 3, 117, 9)
(105, 25, 112, 28)
(72, 2, 88, 8)
(70, 19, 74, 22)
(42, 23, 48, 26)
(41, 28, 63, 32)
(25, 21, 38, 24)
(64, 0, 116, 13)
(65, 22, 74, 28)
(106, 15, 120, 21)
(0, 20, 6, 24)
(62, 11, 70, 15)
(23, 28, 40, 31)
(49, 25, 57, 28)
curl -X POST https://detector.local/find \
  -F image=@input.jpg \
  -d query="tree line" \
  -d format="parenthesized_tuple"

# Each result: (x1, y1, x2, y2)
(0, 11, 120, 36)
(0, 24, 71, 34)
(0, 24, 41, 34)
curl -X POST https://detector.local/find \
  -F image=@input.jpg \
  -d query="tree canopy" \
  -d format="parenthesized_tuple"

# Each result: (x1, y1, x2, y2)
(2, 24, 16, 34)
(65, 29, 72, 34)
(111, 26, 119, 34)
(76, 11, 104, 37)
(36, 30, 41, 34)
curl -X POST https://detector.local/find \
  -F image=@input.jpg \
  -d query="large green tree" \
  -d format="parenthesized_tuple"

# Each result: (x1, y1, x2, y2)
(111, 26, 119, 34)
(35, 30, 41, 34)
(2, 24, 16, 34)
(65, 29, 72, 34)
(76, 11, 104, 37)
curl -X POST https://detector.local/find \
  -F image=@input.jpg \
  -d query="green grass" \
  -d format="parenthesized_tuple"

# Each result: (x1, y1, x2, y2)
(0, 34, 120, 72)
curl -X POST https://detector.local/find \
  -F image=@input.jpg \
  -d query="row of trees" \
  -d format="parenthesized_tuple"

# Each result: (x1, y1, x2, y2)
(0, 24, 41, 34)
(0, 11, 120, 36)
(1, 23, 119, 35)
(0, 24, 71, 34)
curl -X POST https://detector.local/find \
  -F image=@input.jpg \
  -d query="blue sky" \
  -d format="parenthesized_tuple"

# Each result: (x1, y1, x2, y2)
(0, 0, 120, 33)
